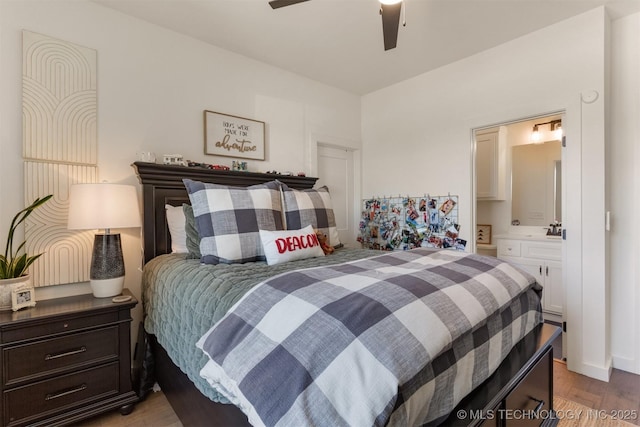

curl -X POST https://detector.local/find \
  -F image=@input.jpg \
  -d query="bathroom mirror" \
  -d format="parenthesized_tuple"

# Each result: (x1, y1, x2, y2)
(511, 140, 562, 227)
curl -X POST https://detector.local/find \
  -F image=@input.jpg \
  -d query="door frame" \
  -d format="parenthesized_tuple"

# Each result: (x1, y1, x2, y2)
(307, 132, 361, 247)
(470, 110, 567, 359)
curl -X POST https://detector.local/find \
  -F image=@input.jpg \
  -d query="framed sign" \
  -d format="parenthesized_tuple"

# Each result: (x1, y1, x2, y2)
(204, 110, 265, 160)
(476, 224, 492, 244)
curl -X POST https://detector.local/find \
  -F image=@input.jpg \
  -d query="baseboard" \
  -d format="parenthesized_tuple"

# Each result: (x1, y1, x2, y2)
(612, 354, 640, 375)
(577, 359, 613, 382)
(543, 312, 562, 324)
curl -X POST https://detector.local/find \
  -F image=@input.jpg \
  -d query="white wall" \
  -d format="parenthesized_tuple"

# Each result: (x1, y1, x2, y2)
(362, 7, 635, 379)
(0, 0, 361, 341)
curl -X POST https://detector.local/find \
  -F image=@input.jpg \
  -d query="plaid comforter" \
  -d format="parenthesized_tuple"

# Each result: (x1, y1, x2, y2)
(197, 249, 542, 426)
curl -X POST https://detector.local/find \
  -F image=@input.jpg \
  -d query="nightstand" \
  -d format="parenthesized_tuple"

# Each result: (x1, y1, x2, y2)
(0, 289, 138, 427)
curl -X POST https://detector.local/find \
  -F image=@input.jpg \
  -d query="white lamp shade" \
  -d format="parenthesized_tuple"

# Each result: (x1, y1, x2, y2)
(68, 183, 141, 230)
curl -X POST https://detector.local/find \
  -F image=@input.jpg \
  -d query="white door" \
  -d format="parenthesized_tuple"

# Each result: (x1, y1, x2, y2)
(316, 145, 355, 247)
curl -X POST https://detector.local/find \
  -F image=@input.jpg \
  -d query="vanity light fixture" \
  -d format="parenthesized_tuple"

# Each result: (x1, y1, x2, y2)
(530, 119, 562, 143)
(530, 124, 541, 143)
(551, 120, 563, 140)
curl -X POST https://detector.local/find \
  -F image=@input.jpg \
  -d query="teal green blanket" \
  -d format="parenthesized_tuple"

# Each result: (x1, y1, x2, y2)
(142, 248, 377, 402)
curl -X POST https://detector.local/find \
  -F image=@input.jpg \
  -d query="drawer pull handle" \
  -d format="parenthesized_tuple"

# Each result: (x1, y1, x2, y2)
(45, 346, 87, 360)
(530, 397, 545, 415)
(45, 383, 87, 401)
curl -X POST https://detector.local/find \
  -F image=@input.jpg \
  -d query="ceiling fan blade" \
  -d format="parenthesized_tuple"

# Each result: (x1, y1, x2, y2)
(269, 0, 310, 9)
(380, 2, 402, 50)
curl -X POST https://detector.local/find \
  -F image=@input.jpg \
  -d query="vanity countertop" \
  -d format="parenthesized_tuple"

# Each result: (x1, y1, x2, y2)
(494, 234, 562, 242)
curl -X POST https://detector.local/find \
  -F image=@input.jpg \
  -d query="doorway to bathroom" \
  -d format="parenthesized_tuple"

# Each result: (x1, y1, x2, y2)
(473, 112, 566, 361)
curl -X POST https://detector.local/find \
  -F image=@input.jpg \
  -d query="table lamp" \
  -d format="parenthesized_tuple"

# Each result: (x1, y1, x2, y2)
(67, 183, 141, 298)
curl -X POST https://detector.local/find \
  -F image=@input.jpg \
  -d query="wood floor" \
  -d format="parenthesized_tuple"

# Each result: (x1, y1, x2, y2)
(72, 390, 181, 427)
(76, 361, 640, 427)
(553, 360, 640, 426)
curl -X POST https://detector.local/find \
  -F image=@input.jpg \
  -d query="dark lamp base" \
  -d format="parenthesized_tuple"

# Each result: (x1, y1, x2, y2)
(90, 233, 126, 298)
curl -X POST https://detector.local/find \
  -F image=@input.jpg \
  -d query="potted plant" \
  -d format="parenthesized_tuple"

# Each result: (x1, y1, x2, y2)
(0, 195, 53, 310)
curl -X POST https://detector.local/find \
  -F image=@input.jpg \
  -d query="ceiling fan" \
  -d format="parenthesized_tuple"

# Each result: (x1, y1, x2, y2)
(268, 0, 404, 51)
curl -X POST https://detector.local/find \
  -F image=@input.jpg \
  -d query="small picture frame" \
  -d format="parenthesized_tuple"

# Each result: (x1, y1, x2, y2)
(12, 285, 36, 311)
(477, 224, 492, 245)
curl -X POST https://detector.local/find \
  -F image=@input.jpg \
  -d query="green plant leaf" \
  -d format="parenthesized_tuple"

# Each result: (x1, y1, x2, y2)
(0, 255, 9, 279)
(4, 195, 53, 258)
(19, 254, 43, 278)
(12, 253, 27, 278)
(2, 194, 53, 278)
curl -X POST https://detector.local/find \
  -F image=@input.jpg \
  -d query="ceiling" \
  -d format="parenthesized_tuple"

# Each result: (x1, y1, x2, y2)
(94, 0, 640, 95)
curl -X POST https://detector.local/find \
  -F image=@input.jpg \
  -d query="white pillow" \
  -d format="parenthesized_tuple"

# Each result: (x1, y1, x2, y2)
(259, 225, 325, 266)
(165, 204, 188, 253)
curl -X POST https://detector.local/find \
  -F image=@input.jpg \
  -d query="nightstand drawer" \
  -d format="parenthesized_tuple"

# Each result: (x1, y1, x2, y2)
(2, 312, 118, 344)
(3, 327, 118, 386)
(3, 362, 119, 426)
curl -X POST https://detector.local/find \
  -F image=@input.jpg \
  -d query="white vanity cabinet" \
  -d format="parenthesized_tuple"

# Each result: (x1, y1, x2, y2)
(497, 237, 563, 318)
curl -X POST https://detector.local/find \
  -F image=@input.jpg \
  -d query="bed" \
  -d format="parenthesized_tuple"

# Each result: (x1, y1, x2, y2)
(133, 161, 560, 427)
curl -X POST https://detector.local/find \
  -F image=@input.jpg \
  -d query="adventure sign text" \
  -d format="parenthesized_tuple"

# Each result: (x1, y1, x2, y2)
(204, 110, 265, 160)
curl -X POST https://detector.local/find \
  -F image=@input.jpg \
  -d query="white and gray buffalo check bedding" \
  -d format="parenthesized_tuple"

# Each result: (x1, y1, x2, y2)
(197, 248, 543, 427)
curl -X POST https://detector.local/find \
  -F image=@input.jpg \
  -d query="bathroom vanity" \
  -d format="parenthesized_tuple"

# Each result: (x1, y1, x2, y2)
(496, 235, 563, 323)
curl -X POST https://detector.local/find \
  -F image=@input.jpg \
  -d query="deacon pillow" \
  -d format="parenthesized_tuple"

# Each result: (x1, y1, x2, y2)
(260, 225, 325, 266)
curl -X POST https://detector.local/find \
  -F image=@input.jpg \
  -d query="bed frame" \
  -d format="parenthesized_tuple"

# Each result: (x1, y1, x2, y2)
(132, 161, 560, 427)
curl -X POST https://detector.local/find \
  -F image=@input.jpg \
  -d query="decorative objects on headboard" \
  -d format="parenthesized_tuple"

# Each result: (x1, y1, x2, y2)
(132, 162, 318, 264)
(358, 195, 466, 251)
(23, 30, 98, 287)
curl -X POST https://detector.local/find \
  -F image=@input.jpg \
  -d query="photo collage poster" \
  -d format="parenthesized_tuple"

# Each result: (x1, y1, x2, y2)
(357, 195, 467, 252)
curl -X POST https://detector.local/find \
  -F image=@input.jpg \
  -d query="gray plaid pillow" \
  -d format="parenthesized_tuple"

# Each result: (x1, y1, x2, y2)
(183, 179, 284, 264)
(280, 182, 342, 248)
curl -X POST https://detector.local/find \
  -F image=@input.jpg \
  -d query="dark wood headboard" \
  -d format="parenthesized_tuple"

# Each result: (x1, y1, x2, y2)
(133, 161, 318, 264)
